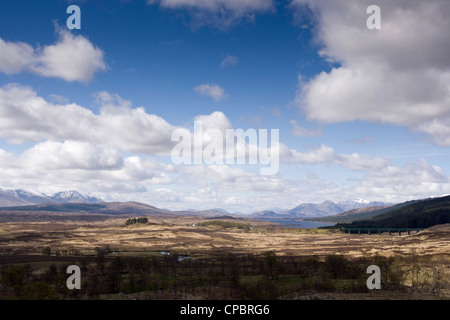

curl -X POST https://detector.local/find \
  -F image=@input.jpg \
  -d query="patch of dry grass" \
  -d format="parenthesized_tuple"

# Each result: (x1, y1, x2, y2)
(0, 215, 449, 260)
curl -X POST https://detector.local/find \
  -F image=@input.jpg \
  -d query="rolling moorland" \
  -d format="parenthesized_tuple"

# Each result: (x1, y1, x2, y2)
(0, 193, 448, 300)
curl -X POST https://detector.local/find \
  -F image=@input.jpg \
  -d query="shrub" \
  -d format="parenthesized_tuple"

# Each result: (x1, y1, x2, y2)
(324, 255, 349, 279)
(125, 217, 149, 226)
(197, 220, 251, 231)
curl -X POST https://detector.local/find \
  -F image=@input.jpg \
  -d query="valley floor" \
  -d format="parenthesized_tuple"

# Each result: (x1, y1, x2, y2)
(0, 213, 449, 300)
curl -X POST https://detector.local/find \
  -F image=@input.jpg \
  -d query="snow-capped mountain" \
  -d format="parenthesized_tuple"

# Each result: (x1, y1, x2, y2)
(0, 188, 103, 207)
(337, 198, 387, 212)
(253, 199, 391, 218)
(354, 198, 371, 204)
(50, 190, 102, 204)
(0, 189, 51, 206)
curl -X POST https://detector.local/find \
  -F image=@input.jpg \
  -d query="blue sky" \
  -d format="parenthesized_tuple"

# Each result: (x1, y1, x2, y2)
(0, 0, 450, 213)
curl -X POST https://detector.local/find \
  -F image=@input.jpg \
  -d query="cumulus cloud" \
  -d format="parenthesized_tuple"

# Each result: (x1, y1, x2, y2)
(1, 80, 448, 211)
(335, 153, 390, 172)
(0, 39, 35, 74)
(0, 27, 106, 82)
(279, 143, 391, 172)
(194, 111, 233, 132)
(179, 164, 284, 193)
(194, 83, 226, 101)
(147, 0, 274, 30)
(180, 164, 254, 183)
(279, 143, 450, 204)
(0, 84, 278, 168)
(280, 144, 337, 165)
(21, 141, 124, 170)
(0, 141, 173, 197)
(292, 0, 450, 146)
(0, 84, 177, 154)
(173, 164, 291, 211)
(356, 159, 450, 202)
(171, 156, 450, 211)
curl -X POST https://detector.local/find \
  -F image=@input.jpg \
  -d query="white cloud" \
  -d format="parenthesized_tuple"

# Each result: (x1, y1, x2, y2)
(4, 141, 445, 212)
(417, 119, 450, 147)
(280, 144, 337, 165)
(94, 91, 133, 110)
(194, 111, 233, 132)
(161, 155, 450, 212)
(0, 27, 106, 82)
(1, 81, 449, 211)
(335, 153, 390, 172)
(292, 0, 450, 146)
(356, 159, 450, 202)
(21, 141, 123, 170)
(0, 142, 173, 198)
(148, 0, 274, 30)
(0, 38, 35, 74)
(280, 143, 390, 172)
(0, 84, 177, 154)
(173, 164, 290, 211)
(194, 83, 226, 101)
(220, 55, 239, 67)
(180, 164, 253, 183)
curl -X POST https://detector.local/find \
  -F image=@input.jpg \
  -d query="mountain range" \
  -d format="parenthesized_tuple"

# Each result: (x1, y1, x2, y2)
(251, 199, 390, 219)
(0, 188, 103, 207)
(0, 187, 449, 229)
(0, 188, 393, 219)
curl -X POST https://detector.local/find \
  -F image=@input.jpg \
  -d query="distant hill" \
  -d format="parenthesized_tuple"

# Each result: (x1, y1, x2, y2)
(251, 210, 279, 218)
(333, 195, 450, 229)
(3, 188, 448, 230)
(286, 200, 343, 218)
(307, 205, 393, 223)
(0, 200, 241, 217)
(0, 201, 172, 215)
(50, 190, 102, 204)
(0, 188, 103, 207)
(90, 201, 170, 215)
(252, 199, 390, 218)
(0, 189, 52, 206)
(205, 215, 236, 220)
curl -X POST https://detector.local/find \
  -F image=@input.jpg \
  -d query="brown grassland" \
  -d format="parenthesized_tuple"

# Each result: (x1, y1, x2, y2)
(0, 211, 449, 300)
